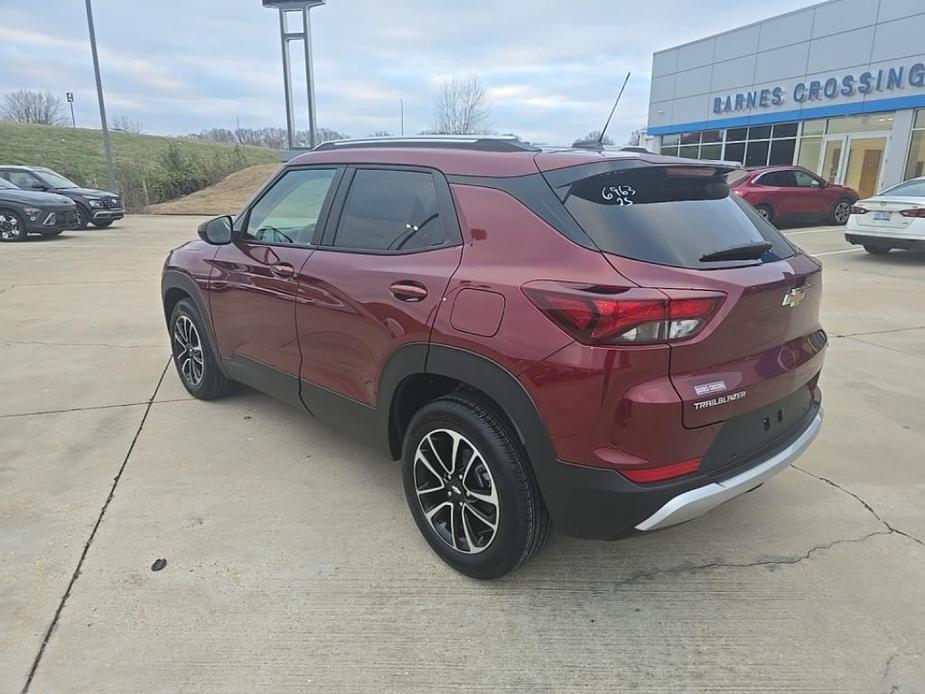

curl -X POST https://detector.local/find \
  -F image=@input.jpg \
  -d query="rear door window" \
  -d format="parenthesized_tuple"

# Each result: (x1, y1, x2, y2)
(561, 166, 795, 269)
(332, 169, 446, 252)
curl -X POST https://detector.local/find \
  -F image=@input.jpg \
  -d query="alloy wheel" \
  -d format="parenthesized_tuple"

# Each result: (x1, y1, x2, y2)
(413, 429, 499, 554)
(757, 207, 770, 219)
(173, 315, 204, 386)
(0, 213, 23, 241)
(834, 201, 851, 224)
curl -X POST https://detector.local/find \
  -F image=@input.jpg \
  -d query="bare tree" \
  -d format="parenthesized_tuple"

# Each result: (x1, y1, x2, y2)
(625, 129, 644, 146)
(111, 114, 143, 133)
(573, 130, 614, 147)
(1, 90, 66, 125)
(431, 76, 490, 135)
(369, 129, 392, 137)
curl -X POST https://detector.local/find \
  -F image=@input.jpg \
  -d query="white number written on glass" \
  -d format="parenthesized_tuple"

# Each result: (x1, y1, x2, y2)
(601, 184, 636, 205)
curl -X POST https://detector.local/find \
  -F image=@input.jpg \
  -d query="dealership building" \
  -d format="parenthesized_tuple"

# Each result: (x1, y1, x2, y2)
(646, 0, 925, 198)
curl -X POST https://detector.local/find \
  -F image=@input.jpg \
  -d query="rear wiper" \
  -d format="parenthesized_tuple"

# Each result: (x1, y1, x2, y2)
(700, 241, 772, 262)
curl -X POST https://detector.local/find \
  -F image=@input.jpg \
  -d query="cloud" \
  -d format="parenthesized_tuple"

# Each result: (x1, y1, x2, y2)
(0, 0, 815, 143)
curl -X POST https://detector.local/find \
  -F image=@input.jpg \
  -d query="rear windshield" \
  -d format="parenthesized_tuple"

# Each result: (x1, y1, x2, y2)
(561, 166, 795, 269)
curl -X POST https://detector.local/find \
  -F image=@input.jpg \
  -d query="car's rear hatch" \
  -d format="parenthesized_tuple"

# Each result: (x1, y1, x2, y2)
(537, 154, 826, 433)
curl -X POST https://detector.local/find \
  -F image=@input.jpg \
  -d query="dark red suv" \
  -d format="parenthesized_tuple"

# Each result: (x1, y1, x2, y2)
(730, 165, 858, 226)
(161, 137, 826, 578)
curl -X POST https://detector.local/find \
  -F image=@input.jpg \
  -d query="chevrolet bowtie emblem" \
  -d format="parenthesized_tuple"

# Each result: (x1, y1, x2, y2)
(782, 286, 806, 308)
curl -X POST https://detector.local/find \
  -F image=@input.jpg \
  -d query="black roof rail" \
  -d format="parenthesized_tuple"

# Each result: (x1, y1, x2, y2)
(312, 135, 540, 153)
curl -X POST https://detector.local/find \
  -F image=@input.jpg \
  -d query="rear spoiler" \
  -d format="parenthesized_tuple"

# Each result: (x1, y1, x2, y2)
(540, 156, 742, 191)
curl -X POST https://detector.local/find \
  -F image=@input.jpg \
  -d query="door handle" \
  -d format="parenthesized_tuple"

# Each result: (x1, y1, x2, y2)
(270, 262, 295, 278)
(389, 281, 428, 302)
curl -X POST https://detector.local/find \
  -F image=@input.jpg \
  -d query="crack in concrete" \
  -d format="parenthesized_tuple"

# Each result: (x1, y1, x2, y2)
(4, 340, 160, 349)
(612, 530, 892, 587)
(833, 325, 925, 339)
(20, 359, 170, 694)
(881, 649, 924, 694)
(794, 465, 924, 547)
(0, 398, 192, 420)
(846, 334, 925, 360)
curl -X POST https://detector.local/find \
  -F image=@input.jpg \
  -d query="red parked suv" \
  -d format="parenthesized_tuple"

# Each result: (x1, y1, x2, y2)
(161, 137, 826, 578)
(730, 165, 858, 226)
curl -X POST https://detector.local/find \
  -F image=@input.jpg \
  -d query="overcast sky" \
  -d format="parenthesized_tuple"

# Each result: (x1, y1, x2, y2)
(0, 0, 813, 145)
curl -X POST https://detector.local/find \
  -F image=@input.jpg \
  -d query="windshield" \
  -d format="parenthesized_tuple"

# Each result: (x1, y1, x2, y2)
(0, 178, 18, 190)
(561, 166, 795, 269)
(35, 168, 79, 189)
(878, 179, 925, 198)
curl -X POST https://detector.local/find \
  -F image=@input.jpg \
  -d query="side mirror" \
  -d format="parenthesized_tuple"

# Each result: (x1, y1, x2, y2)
(197, 215, 233, 245)
(31, 183, 48, 191)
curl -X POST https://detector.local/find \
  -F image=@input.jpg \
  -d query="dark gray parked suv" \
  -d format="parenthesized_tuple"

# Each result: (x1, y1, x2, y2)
(0, 178, 78, 241)
(0, 165, 123, 229)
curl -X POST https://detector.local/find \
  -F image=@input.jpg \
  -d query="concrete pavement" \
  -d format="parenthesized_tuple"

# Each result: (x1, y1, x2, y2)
(1, 217, 923, 693)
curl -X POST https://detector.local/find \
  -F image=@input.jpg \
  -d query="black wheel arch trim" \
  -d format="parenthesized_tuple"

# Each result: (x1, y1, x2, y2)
(161, 269, 228, 377)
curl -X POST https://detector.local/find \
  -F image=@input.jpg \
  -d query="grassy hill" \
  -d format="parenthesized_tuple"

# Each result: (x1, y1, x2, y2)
(147, 163, 280, 215)
(0, 121, 278, 210)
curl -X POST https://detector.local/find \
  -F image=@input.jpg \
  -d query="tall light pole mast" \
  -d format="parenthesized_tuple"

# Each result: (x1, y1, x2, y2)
(84, 0, 116, 192)
(263, 1, 325, 151)
(400, 98, 404, 136)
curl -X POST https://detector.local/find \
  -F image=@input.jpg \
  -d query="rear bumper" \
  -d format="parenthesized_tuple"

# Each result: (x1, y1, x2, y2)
(635, 408, 822, 531)
(539, 392, 823, 540)
(846, 232, 925, 250)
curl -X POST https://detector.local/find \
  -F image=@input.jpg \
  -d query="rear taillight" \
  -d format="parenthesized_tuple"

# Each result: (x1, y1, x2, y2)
(899, 207, 925, 218)
(850, 205, 868, 215)
(523, 282, 724, 345)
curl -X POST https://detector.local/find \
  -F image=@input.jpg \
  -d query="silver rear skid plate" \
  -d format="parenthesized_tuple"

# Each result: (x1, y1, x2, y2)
(635, 409, 824, 531)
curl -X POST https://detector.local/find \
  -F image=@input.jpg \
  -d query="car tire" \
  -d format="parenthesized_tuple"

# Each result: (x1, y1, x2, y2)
(401, 394, 551, 579)
(92, 220, 113, 228)
(863, 244, 890, 255)
(169, 298, 233, 400)
(831, 198, 852, 225)
(755, 204, 773, 224)
(74, 205, 90, 230)
(0, 210, 27, 242)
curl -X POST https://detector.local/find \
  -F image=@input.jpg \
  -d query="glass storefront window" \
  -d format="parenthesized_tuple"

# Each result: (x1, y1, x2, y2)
(661, 134, 680, 146)
(677, 144, 699, 159)
(661, 144, 680, 156)
(680, 132, 700, 145)
(769, 139, 796, 165)
(905, 110, 925, 179)
(826, 114, 894, 133)
(748, 125, 771, 140)
(772, 123, 798, 138)
(699, 143, 722, 160)
(802, 120, 825, 136)
(797, 137, 822, 171)
(744, 140, 770, 167)
(724, 141, 745, 164)
(701, 130, 723, 143)
(726, 127, 748, 141)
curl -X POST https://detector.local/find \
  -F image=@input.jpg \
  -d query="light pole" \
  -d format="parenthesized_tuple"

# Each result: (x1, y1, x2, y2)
(66, 92, 76, 128)
(399, 98, 404, 136)
(84, 0, 116, 192)
(263, 0, 325, 150)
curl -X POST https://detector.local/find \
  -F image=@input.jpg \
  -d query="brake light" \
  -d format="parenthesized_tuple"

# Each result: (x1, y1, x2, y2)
(899, 207, 925, 218)
(523, 283, 724, 345)
(620, 458, 702, 483)
(850, 206, 868, 215)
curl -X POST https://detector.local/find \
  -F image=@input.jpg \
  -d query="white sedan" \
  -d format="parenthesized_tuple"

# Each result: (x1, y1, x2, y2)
(845, 177, 925, 254)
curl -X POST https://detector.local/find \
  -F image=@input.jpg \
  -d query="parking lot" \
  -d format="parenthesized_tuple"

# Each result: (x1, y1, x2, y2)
(1, 215, 923, 693)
